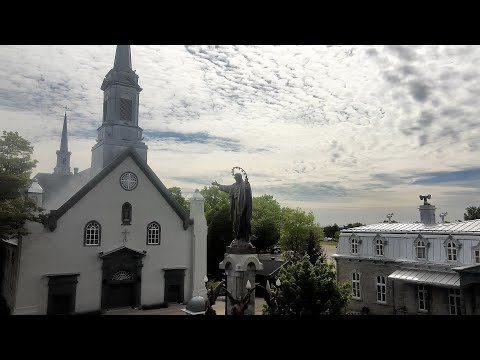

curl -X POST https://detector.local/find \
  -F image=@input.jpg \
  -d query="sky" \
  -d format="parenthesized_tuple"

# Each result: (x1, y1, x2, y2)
(1, 45, 480, 227)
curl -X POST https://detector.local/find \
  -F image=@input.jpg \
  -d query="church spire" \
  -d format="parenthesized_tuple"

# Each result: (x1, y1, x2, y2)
(114, 45, 132, 71)
(92, 45, 147, 176)
(54, 109, 72, 175)
(60, 112, 69, 152)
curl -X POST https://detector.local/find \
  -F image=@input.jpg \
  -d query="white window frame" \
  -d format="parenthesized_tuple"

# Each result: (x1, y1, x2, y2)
(376, 275, 386, 304)
(472, 242, 480, 264)
(84, 221, 101, 246)
(352, 271, 361, 300)
(374, 234, 386, 257)
(418, 284, 429, 312)
(448, 289, 461, 315)
(443, 235, 461, 262)
(350, 234, 361, 255)
(147, 222, 161, 245)
(414, 235, 430, 260)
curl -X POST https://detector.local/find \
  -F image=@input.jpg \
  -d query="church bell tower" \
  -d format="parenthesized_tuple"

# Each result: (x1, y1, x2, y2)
(91, 45, 148, 175)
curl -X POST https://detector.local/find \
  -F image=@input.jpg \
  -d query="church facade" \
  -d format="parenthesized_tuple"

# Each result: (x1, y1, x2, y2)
(334, 197, 480, 315)
(1, 46, 207, 315)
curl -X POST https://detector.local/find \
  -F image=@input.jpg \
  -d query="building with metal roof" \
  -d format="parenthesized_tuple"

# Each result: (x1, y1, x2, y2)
(333, 196, 480, 315)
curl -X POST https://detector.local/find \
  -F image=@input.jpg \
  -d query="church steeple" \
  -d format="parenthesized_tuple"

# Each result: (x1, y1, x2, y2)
(91, 45, 148, 176)
(114, 45, 132, 71)
(53, 111, 72, 175)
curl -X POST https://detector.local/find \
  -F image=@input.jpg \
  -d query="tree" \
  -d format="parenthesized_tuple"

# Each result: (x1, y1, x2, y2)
(279, 207, 324, 255)
(343, 222, 364, 229)
(200, 186, 232, 279)
(264, 255, 350, 315)
(168, 186, 189, 213)
(251, 195, 282, 252)
(464, 206, 480, 221)
(323, 223, 341, 239)
(0, 131, 41, 241)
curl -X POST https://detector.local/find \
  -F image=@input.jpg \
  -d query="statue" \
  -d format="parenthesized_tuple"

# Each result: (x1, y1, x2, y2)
(419, 194, 431, 205)
(212, 167, 253, 251)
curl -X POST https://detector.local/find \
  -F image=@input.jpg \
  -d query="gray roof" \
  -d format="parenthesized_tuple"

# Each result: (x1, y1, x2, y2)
(44, 147, 193, 231)
(388, 269, 460, 287)
(35, 168, 92, 210)
(28, 179, 44, 194)
(256, 259, 289, 277)
(342, 219, 480, 235)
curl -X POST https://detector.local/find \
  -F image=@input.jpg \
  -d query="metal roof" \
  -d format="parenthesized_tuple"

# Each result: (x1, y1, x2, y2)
(342, 219, 480, 234)
(388, 269, 460, 287)
(28, 179, 44, 194)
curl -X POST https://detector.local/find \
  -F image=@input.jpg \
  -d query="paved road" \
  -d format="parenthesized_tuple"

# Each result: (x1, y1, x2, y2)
(104, 298, 266, 315)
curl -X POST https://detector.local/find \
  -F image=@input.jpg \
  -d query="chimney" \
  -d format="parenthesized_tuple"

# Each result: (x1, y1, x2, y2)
(74, 167, 79, 174)
(419, 194, 436, 225)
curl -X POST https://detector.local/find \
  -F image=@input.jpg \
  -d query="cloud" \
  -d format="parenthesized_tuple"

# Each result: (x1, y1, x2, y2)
(2, 45, 480, 225)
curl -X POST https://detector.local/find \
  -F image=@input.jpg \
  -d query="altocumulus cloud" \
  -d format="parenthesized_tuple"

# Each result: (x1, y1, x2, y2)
(2, 45, 480, 225)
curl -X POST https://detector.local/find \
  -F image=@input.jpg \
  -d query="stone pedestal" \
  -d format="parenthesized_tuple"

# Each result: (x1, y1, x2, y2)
(219, 253, 263, 315)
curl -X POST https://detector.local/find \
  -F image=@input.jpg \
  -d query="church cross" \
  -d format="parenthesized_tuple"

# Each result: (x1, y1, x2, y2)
(121, 228, 130, 243)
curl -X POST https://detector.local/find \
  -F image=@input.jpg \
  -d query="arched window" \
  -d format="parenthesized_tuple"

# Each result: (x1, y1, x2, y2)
(147, 222, 161, 245)
(444, 235, 461, 262)
(414, 235, 430, 260)
(375, 238, 384, 256)
(111, 270, 133, 281)
(84, 221, 101, 246)
(122, 202, 132, 225)
(447, 242, 457, 261)
(350, 234, 360, 254)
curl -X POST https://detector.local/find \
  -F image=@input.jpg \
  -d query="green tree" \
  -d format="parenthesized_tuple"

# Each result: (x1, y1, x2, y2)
(323, 223, 341, 238)
(0, 131, 41, 241)
(251, 194, 282, 252)
(168, 186, 189, 213)
(265, 255, 350, 315)
(464, 206, 480, 221)
(200, 186, 232, 279)
(279, 207, 323, 255)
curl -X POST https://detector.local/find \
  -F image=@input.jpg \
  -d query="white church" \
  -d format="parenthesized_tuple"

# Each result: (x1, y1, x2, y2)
(1, 45, 208, 315)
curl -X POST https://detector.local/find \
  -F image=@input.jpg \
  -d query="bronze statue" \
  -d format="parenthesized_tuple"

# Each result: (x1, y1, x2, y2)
(212, 167, 253, 250)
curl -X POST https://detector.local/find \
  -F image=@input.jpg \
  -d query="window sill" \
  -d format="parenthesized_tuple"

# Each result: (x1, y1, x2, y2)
(376, 301, 388, 306)
(352, 297, 362, 301)
(122, 222, 131, 226)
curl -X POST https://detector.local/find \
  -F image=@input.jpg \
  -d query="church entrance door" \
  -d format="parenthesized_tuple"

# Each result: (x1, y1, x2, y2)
(100, 248, 145, 310)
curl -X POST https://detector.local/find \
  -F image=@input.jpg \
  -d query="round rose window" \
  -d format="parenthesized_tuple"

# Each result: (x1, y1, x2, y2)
(120, 172, 138, 191)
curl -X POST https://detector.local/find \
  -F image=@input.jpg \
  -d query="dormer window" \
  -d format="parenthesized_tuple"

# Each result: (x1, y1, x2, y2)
(374, 234, 386, 256)
(414, 235, 430, 260)
(472, 242, 480, 264)
(350, 234, 361, 255)
(443, 235, 461, 262)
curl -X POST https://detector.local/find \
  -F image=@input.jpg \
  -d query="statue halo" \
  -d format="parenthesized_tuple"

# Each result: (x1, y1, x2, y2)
(231, 166, 248, 182)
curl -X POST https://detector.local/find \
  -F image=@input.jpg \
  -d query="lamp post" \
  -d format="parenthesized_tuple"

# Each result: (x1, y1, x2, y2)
(203, 275, 281, 315)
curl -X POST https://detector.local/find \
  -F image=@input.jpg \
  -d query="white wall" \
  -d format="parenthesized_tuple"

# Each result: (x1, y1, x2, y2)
(337, 231, 480, 266)
(14, 156, 193, 314)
